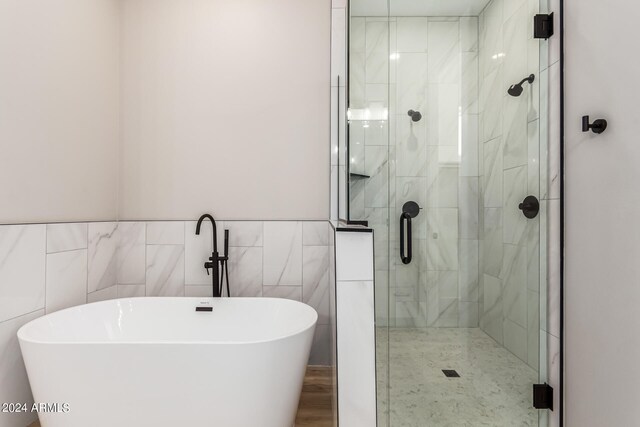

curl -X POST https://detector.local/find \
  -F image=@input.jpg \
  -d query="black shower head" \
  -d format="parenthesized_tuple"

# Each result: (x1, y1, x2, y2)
(507, 74, 536, 97)
(507, 84, 524, 97)
(407, 109, 422, 122)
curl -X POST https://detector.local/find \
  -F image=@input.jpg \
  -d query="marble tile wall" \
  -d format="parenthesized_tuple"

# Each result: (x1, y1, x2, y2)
(478, 0, 548, 375)
(0, 220, 335, 426)
(349, 16, 480, 329)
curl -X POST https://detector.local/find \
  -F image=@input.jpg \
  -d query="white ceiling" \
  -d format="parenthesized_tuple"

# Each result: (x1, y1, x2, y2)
(350, 0, 491, 17)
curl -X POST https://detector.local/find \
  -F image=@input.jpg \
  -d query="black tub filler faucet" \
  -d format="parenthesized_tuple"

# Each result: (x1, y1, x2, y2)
(195, 214, 230, 298)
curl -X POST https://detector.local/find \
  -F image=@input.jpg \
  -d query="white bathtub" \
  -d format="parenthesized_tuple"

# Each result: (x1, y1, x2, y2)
(18, 297, 317, 427)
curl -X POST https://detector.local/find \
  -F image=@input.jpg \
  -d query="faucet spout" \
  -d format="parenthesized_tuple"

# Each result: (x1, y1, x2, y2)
(195, 213, 218, 254)
(195, 214, 221, 297)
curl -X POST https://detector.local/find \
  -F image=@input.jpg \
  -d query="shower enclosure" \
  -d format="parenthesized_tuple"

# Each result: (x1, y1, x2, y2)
(344, 0, 552, 425)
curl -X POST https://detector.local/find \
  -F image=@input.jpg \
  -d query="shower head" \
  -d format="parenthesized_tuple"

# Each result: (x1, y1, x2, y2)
(507, 74, 536, 97)
(407, 109, 422, 122)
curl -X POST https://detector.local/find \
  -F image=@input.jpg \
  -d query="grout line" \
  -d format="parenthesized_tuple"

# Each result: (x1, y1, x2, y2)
(0, 308, 45, 325)
(46, 247, 89, 255)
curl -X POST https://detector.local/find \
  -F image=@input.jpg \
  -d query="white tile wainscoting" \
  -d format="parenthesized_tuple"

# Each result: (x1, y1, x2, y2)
(0, 220, 335, 427)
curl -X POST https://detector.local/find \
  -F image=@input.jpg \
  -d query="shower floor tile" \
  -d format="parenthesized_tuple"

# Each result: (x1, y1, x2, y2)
(379, 328, 538, 427)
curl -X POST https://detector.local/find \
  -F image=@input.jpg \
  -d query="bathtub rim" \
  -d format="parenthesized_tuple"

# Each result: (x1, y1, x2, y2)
(17, 297, 318, 346)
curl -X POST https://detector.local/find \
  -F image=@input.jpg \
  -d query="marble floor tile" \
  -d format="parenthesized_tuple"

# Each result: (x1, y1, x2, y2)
(384, 328, 537, 426)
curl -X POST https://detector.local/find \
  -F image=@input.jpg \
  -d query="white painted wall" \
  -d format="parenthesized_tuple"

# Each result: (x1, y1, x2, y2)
(119, 0, 331, 221)
(565, 0, 640, 425)
(0, 0, 120, 224)
(0, 0, 331, 225)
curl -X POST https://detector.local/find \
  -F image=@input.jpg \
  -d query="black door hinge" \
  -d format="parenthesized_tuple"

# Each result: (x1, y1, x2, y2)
(534, 13, 554, 39)
(533, 383, 554, 410)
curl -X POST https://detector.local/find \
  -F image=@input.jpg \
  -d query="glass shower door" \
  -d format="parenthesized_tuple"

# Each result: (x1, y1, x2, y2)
(348, 0, 551, 425)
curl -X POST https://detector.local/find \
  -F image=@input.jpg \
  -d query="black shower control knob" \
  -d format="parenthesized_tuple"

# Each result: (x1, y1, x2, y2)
(518, 195, 540, 219)
(402, 201, 421, 218)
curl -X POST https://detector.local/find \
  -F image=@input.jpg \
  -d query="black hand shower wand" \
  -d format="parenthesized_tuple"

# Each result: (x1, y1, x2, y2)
(219, 230, 230, 297)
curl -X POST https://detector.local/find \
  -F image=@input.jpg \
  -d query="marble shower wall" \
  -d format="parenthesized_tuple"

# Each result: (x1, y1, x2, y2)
(478, 0, 542, 370)
(0, 220, 333, 426)
(349, 16, 480, 328)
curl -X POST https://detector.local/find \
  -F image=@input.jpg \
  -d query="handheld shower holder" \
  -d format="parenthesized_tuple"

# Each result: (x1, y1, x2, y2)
(582, 115, 608, 134)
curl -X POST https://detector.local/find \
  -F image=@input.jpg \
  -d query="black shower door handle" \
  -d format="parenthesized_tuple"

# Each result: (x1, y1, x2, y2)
(400, 212, 412, 265)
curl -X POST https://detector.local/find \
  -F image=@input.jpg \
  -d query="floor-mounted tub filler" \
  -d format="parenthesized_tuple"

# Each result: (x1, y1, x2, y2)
(18, 297, 317, 427)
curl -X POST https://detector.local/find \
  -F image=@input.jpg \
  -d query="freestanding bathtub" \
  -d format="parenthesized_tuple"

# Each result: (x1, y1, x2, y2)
(17, 297, 317, 427)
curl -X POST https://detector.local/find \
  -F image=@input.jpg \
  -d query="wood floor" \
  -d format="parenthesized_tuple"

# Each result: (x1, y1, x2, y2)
(295, 366, 335, 427)
(27, 366, 334, 427)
